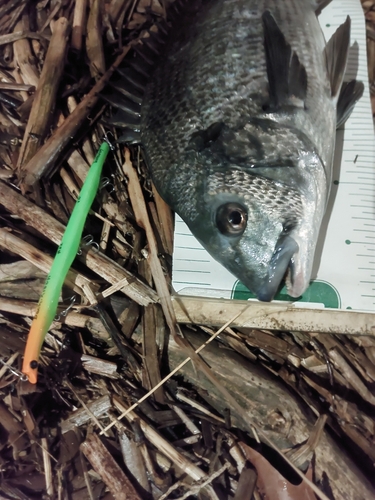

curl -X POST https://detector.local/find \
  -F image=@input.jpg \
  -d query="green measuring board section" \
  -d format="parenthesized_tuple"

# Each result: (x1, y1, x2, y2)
(231, 280, 341, 309)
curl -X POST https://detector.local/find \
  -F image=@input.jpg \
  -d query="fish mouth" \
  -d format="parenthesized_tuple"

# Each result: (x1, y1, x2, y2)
(256, 235, 299, 302)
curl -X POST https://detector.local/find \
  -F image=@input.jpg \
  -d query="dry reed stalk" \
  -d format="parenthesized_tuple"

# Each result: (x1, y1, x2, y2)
(0, 31, 45, 46)
(122, 149, 176, 326)
(86, 0, 106, 78)
(80, 433, 143, 500)
(109, 0, 132, 25)
(0, 228, 86, 295)
(0, 81, 34, 91)
(39, 1, 62, 34)
(112, 396, 209, 483)
(20, 45, 131, 188)
(65, 149, 90, 182)
(80, 451, 95, 500)
(41, 438, 54, 498)
(0, 181, 157, 306)
(142, 304, 164, 403)
(99, 219, 111, 251)
(61, 395, 112, 433)
(0, 2, 27, 35)
(81, 354, 118, 378)
(72, 0, 87, 52)
(17, 17, 70, 169)
(118, 431, 151, 493)
(12, 66, 30, 102)
(0, 297, 110, 340)
(152, 185, 174, 255)
(12, 21, 39, 87)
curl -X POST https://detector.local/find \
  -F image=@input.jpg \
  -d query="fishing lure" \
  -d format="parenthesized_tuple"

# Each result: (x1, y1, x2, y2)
(22, 142, 110, 384)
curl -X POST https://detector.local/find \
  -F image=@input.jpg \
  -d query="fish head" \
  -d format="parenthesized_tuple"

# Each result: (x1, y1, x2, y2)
(188, 169, 310, 301)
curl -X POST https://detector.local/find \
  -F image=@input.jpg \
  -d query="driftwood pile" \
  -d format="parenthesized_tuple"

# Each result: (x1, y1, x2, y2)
(0, 0, 374, 499)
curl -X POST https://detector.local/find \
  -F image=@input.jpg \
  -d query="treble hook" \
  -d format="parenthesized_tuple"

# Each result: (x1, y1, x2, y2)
(82, 234, 100, 252)
(55, 295, 76, 321)
(100, 176, 115, 194)
(0, 358, 28, 382)
(103, 131, 115, 150)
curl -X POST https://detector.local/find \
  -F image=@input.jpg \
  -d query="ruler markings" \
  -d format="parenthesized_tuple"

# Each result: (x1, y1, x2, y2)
(176, 270, 210, 274)
(174, 281, 212, 286)
(175, 246, 206, 251)
(175, 258, 211, 263)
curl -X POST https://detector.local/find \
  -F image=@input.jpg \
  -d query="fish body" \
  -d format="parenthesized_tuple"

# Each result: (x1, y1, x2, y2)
(108, 0, 363, 300)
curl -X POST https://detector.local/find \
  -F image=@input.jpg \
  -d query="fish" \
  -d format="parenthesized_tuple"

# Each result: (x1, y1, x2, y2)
(104, 0, 364, 301)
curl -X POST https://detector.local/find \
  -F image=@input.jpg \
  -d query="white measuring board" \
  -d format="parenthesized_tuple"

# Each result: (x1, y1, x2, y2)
(172, 0, 375, 313)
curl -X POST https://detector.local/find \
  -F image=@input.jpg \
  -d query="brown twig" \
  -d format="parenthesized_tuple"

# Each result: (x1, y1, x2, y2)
(41, 438, 54, 498)
(12, 20, 39, 87)
(72, 0, 87, 52)
(0, 228, 86, 295)
(20, 45, 131, 188)
(17, 17, 70, 169)
(86, 0, 106, 78)
(0, 297, 110, 341)
(80, 433, 143, 500)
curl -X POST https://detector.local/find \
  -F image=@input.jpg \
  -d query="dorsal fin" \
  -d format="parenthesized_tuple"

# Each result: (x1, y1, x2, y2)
(336, 79, 364, 128)
(324, 16, 351, 97)
(262, 10, 307, 110)
(314, 0, 333, 16)
(101, 0, 199, 144)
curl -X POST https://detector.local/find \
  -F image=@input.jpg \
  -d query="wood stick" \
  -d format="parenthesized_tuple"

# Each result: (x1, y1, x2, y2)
(41, 438, 54, 498)
(112, 395, 207, 482)
(80, 433, 142, 500)
(66, 148, 90, 183)
(109, 0, 132, 25)
(81, 354, 118, 378)
(0, 181, 157, 306)
(152, 185, 174, 256)
(142, 304, 164, 403)
(0, 297, 110, 341)
(121, 150, 176, 325)
(17, 17, 70, 169)
(20, 45, 131, 187)
(0, 228, 85, 295)
(61, 395, 111, 433)
(66, 95, 96, 164)
(0, 31, 47, 47)
(72, 0, 87, 52)
(119, 431, 151, 494)
(86, 0, 106, 78)
(12, 21, 39, 87)
(172, 295, 375, 336)
(0, 260, 45, 281)
(0, 82, 34, 92)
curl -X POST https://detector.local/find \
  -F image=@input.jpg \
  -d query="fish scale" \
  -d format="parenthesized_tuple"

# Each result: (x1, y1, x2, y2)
(107, 0, 363, 301)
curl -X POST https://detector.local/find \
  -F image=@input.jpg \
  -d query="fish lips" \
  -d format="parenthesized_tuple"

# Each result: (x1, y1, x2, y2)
(255, 235, 299, 302)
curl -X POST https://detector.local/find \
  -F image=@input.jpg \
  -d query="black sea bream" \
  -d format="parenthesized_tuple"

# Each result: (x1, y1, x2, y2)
(105, 0, 363, 301)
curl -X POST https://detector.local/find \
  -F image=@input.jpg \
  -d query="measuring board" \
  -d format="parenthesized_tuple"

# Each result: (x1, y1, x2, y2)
(172, 0, 375, 313)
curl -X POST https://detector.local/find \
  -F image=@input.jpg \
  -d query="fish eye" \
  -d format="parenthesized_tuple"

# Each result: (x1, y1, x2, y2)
(216, 203, 247, 236)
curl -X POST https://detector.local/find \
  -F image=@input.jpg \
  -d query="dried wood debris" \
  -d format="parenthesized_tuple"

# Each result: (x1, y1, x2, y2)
(0, 0, 374, 499)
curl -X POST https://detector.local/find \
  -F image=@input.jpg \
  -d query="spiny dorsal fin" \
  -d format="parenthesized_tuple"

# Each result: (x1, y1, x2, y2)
(262, 10, 307, 110)
(325, 16, 351, 97)
(336, 79, 364, 128)
(314, 0, 333, 16)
